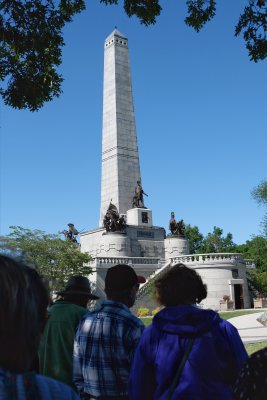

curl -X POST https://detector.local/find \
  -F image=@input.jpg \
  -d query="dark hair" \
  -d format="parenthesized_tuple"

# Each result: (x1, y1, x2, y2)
(104, 264, 139, 301)
(105, 286, 133, 300)
(155, 264, 207, 306)
(105, 264, 141, 291)
(0, 255, 49, 372)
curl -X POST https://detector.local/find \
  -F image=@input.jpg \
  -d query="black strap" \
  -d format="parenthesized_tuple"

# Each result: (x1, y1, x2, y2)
(166, 338, 195, 400)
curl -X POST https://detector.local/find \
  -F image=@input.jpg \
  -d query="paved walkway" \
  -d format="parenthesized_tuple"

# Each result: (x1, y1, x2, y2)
(229, 310, 267, 343)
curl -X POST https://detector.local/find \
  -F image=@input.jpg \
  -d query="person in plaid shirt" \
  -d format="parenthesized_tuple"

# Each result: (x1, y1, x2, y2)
(73, 264, 145, 400)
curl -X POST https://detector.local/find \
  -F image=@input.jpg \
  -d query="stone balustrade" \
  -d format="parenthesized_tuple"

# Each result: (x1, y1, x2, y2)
(88, 256, 160, 267)
(87, 254, 254, 271)
(89, 252, 254, 313)
(244, 259, 256, 268)
(170, 253, 245, 267)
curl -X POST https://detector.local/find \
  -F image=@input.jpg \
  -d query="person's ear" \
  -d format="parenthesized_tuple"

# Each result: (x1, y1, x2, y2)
(128, 285, 138, 303)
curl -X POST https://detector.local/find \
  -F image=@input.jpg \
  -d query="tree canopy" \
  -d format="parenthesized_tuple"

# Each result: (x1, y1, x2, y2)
(1, 0, 266, 111)
(184, 224, 204, 254)
(184, 220, 267, 296)
(0, 226, 92, 292)
(198, 226, 236, 253)
(0, 0, 85, 111)
(236, 236, 267, 296)
(251, 180, 267, 236)
(235, 236, 267, 271)
(242, 180, 267, 296)
(184, 224, 236, 254)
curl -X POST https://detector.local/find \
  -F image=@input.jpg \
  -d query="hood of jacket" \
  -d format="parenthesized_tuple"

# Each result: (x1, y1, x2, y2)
(153, 304, 222, 337)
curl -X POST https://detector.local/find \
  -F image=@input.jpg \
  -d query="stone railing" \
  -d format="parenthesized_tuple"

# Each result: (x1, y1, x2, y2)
(88, 274, 105, 310)
(170, 253, 245, 267)
(88, 256, 160, 267)
(244, 259, 255, 269)
(135, 260, 171, 303)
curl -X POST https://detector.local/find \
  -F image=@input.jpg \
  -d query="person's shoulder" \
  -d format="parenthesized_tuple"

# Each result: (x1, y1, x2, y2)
(234, 348, 267, 399)
(248, 347, 267, 365)
(114, 305, 144, 328)
(77, 307, 100, 325)
(69, 303, 88, 315)
(49, 301, 73, 312)
(50, 302, 87, 319)
(35, 374, 80, 399)
(103, 303, 144, 329)
(218, 317, 238, 333)
(127, 312, 145, 329)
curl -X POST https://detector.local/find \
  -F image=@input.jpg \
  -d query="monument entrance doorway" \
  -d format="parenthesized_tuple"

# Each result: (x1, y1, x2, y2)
(234, 284, 244, 309)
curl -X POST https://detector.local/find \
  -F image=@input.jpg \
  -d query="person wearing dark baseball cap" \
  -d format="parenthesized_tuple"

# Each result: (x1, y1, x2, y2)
(105, 264, 146, 302)
(73, 265, 146, 400)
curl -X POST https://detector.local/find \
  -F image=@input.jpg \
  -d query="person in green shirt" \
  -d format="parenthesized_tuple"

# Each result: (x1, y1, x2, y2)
(39, 276, 99, 388)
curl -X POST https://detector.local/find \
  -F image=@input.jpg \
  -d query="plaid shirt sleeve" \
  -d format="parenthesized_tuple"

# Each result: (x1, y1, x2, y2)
(73, 319, 85, 395)
(127, 321, 145, 364)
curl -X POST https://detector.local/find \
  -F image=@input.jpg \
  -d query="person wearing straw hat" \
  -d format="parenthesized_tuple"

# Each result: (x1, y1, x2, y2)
(39, 276, 98, 388)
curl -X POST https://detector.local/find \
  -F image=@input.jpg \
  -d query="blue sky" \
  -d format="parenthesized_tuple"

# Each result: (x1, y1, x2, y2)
(1, 0, 266, 244)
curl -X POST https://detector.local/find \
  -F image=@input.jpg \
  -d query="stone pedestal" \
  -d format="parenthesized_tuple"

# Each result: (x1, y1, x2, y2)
(98, 232, 131, 257)
(127, 208, 153, 227)
(219, 300, 234, 311)
(164, 236, 189, 259)
(254, 298, 267, 308)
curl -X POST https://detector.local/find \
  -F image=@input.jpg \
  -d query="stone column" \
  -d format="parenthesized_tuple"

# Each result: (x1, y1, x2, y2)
(100, 29, 141, 226)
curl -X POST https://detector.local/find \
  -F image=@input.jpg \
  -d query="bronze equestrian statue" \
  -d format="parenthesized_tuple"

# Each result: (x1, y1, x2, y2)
(169, 212, 185, 237)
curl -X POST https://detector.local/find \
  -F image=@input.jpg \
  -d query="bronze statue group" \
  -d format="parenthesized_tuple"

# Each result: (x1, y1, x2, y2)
(103, 202, 126, 232)
(0, 252, 266, 400)
(102, 180, 148, 233)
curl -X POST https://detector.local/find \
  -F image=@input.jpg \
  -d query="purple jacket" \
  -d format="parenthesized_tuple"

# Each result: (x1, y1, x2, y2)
(129, 305, 248, 400)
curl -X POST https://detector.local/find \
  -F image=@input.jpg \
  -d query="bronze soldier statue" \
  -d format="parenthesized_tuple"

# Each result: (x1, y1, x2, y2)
(61, 223, 79, 243)
(132, 180, 148, 208)
(169, 212, 177, 235)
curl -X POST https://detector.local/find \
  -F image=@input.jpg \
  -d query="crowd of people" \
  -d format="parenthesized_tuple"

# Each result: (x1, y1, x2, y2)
(0, 254, 266, 399)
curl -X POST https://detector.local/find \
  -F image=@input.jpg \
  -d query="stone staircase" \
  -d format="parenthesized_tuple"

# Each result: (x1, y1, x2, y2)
(132, 260, 171, 315)
(88, 258, 171, 314)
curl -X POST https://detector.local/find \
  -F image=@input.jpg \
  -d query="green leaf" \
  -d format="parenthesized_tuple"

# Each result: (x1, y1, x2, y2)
(0, 226, 92, 292)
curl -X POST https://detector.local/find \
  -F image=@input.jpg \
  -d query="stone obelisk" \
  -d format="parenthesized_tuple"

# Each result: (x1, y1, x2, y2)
(99, 29, 141, 226)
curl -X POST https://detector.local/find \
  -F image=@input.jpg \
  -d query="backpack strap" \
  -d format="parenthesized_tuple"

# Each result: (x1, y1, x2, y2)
(166, 338, 195, 400)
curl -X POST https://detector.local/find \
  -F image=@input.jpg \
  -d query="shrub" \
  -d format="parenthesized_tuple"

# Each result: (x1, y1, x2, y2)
(152, 306, 161, 316)
(137, 307, 150, 317)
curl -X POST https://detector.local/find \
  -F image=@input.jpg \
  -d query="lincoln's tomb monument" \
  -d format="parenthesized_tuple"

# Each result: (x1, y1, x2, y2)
(80, 29, 251, 312)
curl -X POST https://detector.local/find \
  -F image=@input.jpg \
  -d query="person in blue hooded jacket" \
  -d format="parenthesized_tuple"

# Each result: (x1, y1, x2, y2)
(129, 264, 248, 400)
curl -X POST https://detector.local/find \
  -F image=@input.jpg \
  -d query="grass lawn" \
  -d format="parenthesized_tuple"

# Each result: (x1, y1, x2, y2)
(140, 317, 152, 327)
(245, 341, 267, 355)
(219, 310, 262, 320)
(140, 309, 262, 327)
(140, 310, 267, 355)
